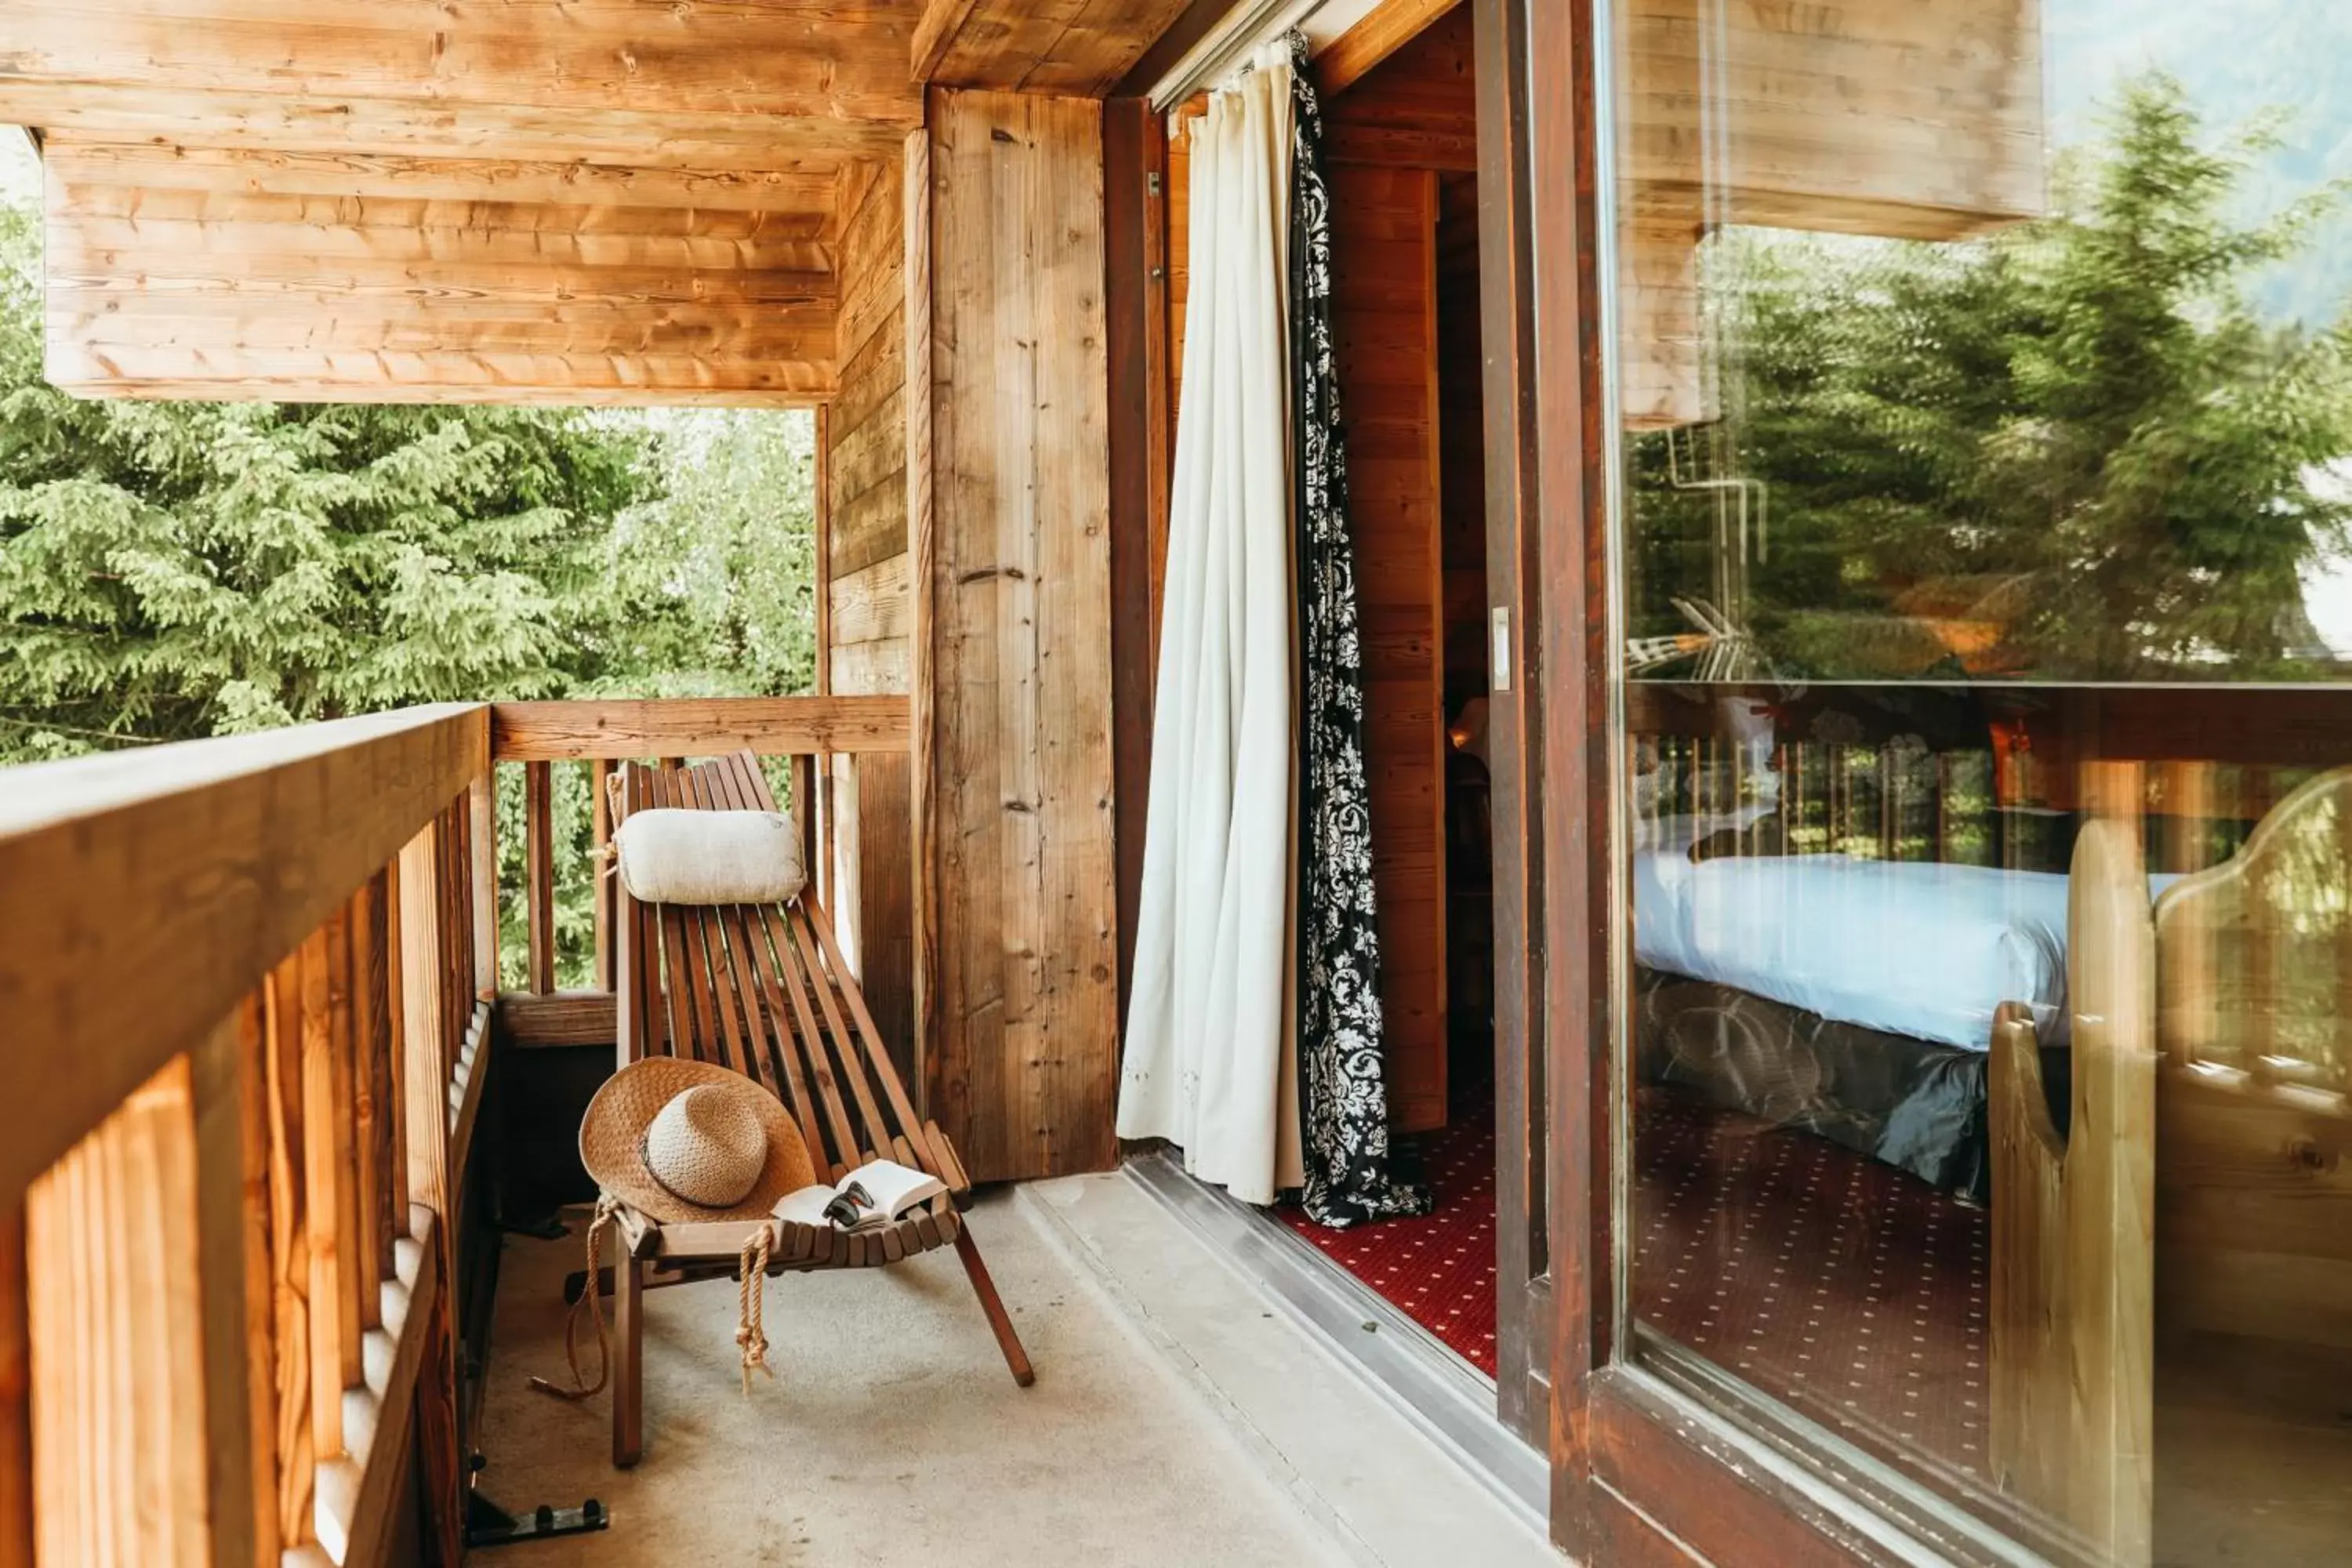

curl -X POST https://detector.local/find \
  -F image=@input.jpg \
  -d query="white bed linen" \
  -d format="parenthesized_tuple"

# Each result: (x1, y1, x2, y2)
(1632, 819, 2178, 1051)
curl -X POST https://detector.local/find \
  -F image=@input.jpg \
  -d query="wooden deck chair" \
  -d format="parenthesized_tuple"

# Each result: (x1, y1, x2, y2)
(603, 751, 1033, 1467)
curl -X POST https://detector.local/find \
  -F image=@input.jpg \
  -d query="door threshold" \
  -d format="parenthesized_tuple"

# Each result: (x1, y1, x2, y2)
(1124, 1151, 1548, 1531)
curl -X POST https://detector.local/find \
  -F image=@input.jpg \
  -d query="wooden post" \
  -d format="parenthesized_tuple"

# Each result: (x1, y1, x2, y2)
(906, 114, 937, 1117)
(397, 822, 449, 1225)
(191, 1003, 279, 1566)
(410, 1246, 464, 1568)
(0, 1201, 30, 1568)
(395, 819, 465, 1566)
(262, 953, 315, 1549)
(469, 770, 499, 1000)
(592, 757, 616, 993)
(525, 760, 556, 994)
(25, 1058, 218, 1568)
(298, 920, 358, 1463)
(1990, 760, 2154, 1564)
(791, 753, 821, 902)
(354, 872, 397, 1297)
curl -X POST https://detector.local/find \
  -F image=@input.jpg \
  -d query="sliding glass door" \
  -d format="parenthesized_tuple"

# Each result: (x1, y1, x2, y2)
(1541, 0, 2352, 1559)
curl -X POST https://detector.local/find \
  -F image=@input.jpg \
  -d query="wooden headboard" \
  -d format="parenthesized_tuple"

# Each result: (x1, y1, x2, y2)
(1989, 761, 2352, 1566)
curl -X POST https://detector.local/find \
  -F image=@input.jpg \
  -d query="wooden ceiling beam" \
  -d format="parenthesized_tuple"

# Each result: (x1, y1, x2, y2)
(0, 83, 913, 168)
(38, 139, 844, 405)
(913, 0, 987, 82)
(1313, 0, 1461, 99)
(0, 0, 925, 168)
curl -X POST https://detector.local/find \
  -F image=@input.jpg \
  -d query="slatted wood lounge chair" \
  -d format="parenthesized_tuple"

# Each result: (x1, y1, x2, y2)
(602, 750, 1033, 1467)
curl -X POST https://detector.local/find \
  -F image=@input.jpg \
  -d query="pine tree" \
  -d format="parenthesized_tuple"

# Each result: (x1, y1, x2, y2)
(0, 200, 670, 760)
(1633, 76, 2352, 682)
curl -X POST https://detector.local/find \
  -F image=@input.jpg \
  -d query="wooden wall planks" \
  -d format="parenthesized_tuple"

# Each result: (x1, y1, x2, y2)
(827, 148, 919, 1082)
(924, 89, 1120, 1182)
(41, 138, 841, 404)
(1324, 8, 1479, 173)
(1328, 159, 1449, 1134)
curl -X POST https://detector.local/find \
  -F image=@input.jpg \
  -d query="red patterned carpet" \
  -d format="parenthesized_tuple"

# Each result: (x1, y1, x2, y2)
(1632, 1087, 1990, 1488)
(1269, 1084, 1988, 1490)
(1276, 1093, 1501, 1376)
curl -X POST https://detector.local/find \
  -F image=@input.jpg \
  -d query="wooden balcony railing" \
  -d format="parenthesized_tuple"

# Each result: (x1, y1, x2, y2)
(0, 705, 491, 1568)
(485, 696, 912, 1047)
(0, 695, 907, 1568)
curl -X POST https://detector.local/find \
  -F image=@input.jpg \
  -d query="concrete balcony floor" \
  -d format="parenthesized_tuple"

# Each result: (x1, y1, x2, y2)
(477, 1174, 1560, 1568)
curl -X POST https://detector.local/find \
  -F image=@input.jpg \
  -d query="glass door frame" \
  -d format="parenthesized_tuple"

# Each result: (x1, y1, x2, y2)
(1522, 2, 2047, 1560)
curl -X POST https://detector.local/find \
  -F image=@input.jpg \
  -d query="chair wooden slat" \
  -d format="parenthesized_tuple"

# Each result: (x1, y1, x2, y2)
(796, 891, 936, 1163)
(738, 916, 833, 1178)
(673, 774, 762, 1082)
(682, 767, 797, 1109)
(768, 913, 863, 1181)
(637, 776, 699, 1065)
(694, 757, 851, 1165)
(647, 769, 731, 1073)
(779, 905, 893, 1168)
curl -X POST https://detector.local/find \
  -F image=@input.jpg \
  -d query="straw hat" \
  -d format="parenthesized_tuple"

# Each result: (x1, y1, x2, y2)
(580, 1058, 815, 1224)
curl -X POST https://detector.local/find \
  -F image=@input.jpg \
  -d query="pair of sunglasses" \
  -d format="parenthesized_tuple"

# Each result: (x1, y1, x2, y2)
(822, 1180, 876, 1228)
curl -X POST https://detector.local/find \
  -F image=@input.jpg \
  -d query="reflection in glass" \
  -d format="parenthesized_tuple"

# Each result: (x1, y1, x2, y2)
(1608, 2, 2352, 1561)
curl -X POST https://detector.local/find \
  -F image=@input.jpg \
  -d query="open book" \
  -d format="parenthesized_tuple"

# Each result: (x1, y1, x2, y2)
(771, 1159, 946, 1233)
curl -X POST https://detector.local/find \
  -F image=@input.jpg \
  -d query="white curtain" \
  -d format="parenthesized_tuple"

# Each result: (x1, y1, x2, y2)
(1116, 46, 1303, 1204)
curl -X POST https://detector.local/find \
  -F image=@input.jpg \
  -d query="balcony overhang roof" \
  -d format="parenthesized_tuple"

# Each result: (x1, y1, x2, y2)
(0, 0, 1191, 405)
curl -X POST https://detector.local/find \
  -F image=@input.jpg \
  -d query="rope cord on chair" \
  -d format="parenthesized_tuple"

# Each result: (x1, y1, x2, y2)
(530, 1194, 623, 1402)
(736, 1222, 774, 1394)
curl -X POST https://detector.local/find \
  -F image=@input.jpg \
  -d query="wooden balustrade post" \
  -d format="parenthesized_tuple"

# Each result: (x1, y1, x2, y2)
(25, 1058, 218, 1567)
(792, 753, 821, 902)
(297, 920, 360, 1468)
(353, 873, 396, 1306)
(397, 823, 449, 1226)
(394, 817, 466, 1568)
(593, 757, 617, 993)
(524, 761, 556, 994)
(191, 1002, 279, 1566)
(261, 953, 316, 1550)
(469, 770, 499, 1001)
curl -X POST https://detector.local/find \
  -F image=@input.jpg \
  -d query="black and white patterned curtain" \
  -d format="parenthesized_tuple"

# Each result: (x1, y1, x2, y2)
(1285, 33, 1433, 1229)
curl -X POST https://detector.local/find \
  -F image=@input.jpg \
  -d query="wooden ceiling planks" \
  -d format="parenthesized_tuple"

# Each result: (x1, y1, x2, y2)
(911, 0, 1196, 95)
(0, 0, 925, 166)
(0, 0, 1202, 403)
(42, 138, 842, 404)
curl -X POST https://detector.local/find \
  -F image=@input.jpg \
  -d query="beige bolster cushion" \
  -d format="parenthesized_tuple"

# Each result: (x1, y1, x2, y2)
(615, 808, 805, 906)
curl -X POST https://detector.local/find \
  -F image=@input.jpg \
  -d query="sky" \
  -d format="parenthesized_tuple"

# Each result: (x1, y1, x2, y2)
(1, 130, 33, 205)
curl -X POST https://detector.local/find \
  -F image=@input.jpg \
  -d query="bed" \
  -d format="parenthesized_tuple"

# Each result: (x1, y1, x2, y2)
(1628, 760, 2172, 1200)
(1628, 696, 2352, 1559)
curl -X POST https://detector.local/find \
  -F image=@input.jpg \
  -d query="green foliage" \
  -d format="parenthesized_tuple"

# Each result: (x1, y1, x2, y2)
(0, 183, 818, 987)
(1632, 77, 2352, 682)
(599, 407, 819, 700)
(0, 222, 665, 756)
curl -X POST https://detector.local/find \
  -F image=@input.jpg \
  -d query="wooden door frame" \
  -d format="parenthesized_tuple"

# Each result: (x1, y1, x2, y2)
(1470, 0, 1552, 1449)
(1522, 4, 2045, 1562)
